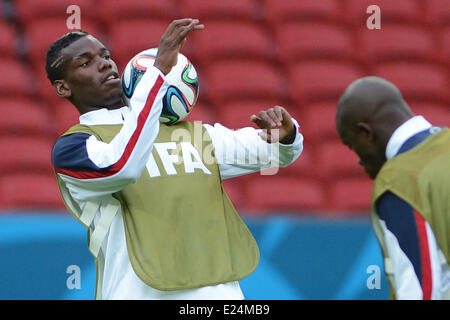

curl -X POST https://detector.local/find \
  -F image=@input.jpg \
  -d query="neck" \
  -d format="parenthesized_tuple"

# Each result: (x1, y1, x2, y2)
(77, 101, 124, 115)
(376, 113, 414, 157)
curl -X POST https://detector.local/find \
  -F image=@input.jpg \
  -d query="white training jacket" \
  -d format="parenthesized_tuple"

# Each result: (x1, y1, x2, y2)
(52, 65, 304, 300)
(375, 116, 450, 299)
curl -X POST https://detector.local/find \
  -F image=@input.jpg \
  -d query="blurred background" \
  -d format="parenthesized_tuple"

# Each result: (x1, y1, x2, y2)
(0, 0, 448, 299)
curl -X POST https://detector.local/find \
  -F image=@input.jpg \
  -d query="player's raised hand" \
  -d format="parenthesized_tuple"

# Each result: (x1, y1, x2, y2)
(250, 106, 296, 144)
(155, 18, 204, 75)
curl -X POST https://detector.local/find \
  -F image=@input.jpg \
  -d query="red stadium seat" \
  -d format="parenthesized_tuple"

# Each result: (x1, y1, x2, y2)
(289, 61, 366, 105)
(442, 26, 450, 62)
(245, 176, 327, 213)
(275, 22, 357, 64)
(317, 141, 365, 181)
(184, 102, 217, 125)
(0, 136, 54, 176)
(359, 24, 437, 64)
(278, 147, 318, 179)
(0, 21, 17, 58)
(328, 177, 373, 214)
(222, 178, 248, 211)
(216, 100, 286, 130)
(36, 70, 60, 106)
(264, 0, 342, 25)
(193, 21, 275, 64)
(181, 0, 262, 22)
(0, 99, 54, 137)
(98, 0, 179, 27)
(13, 0, 98, 26)
(424, 0, 450, 27)
(0, 173, 65, 211)
(52, 100, 81, 137)
(299, 101, 340, 144)
(344, 0, 423, 25)
(24, 18, 104, 72)
(109, 19, 173, 71)
(375, 62, 448, 103)
(410, 102, 450, 127)
(205, 61, 288, 105)
(0, 58, 31, 98)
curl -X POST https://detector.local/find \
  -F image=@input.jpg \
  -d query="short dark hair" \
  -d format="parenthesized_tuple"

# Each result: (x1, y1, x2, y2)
(45, 30, 89, 84)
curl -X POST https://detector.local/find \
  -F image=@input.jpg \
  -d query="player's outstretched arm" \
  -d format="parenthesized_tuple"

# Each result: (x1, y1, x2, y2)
(203, 106, 303, 180)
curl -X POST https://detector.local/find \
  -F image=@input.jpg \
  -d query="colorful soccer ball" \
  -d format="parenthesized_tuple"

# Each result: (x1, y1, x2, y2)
(121, 48, 199, 124)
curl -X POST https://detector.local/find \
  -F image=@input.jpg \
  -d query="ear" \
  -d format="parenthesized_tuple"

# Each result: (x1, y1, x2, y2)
(53, 80, 72, 99)
(356, 122, 374, 141)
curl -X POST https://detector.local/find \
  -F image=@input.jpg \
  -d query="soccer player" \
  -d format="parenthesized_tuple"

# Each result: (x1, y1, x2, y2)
(336, 76, 450, 299)
(48, 19, 303, 299)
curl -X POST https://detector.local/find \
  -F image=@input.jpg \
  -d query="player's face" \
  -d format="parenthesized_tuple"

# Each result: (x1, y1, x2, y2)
(341, 129, 386, 179)
(60, 35, 123, 109)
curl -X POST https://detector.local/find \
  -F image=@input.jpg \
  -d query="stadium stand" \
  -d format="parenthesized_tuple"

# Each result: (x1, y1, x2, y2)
(216, 100, 284, 130)
(344, 0, 424, 25)
(245, 176, 327, 214)
(0, 172, 65, 210)
(181, 0, 263, 23)
(328, 177, 374, 214)
(442, 26, 450, 61)
(222, 178, 248, 211)
(374, 62, 448, 103)
(425, 0, 450, 27)
(298, 101, 341, 144)
(109, 19, 170, 70)
(51, 100, 82, 137)
(410, 102, 450, 127)
(193, 21, 275, 64)
(12, 0, 98, 26)
(184, 102, 217, 125)
(316, 141, 366, 181)
(0, 20, 17, 58)
(263, 0, 343, 25)
(278, 147, 318, 179)
(358, 24, 438, 64)
(98, 0, 178, 27)
(0, 0, 448, 215)
(275, 21, 358, 64)
(205, 60, 288, 104)
(288, 61, 367, 105)
(0, 135, 54, 176)
(0, 98, 54, 137)
(0, 58, 30, 98)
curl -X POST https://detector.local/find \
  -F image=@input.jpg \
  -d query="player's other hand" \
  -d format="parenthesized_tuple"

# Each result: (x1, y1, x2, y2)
(250, 106, 296, 144)
(155, 18, 204, 75)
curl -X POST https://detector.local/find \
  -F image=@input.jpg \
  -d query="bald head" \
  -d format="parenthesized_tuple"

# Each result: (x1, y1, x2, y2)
(336, 76, 414, 179)
(336, 76, 413, 135)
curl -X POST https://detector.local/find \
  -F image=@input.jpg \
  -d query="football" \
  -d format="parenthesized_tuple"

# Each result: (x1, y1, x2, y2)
(121, 48, 199, 124)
